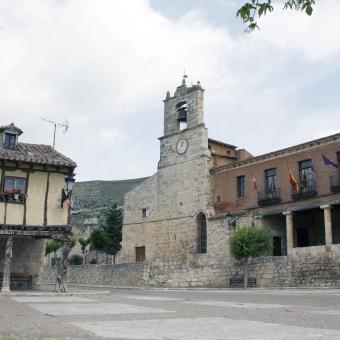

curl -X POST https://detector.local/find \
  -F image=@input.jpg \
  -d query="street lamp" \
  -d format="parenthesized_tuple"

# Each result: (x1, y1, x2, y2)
(61, 174, 75, 208)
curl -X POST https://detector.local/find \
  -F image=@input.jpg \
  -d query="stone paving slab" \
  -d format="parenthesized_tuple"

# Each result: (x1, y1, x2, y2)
(28, 302, 175, 316)
(11, 296, 95, 303)
(72, 317, 340, 339)
(2, 288, 340, 339)
(0, 290, 110, 297)
(124, 295, 183, 301)
(184, 300, 289, 309)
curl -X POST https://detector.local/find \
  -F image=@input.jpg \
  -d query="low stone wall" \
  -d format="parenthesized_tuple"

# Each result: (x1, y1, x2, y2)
(38, 252, 340, 289)
(38, 263, 150, 287)
(149, 262, 231, 288)
(232, 253, 340, 288)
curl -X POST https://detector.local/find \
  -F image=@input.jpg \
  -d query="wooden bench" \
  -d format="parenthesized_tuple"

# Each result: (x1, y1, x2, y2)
(230, 277, 256, 288)
(0, 272, 33, 289)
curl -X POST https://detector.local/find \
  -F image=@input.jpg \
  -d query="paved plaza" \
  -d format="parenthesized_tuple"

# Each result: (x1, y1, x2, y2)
(1, 288, 340, 339)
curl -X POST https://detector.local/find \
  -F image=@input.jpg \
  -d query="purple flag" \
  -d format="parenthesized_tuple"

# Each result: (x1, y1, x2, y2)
(322, 155, 339, 168)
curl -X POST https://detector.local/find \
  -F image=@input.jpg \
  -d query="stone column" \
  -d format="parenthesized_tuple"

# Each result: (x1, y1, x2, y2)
(321, 205, 332, 246)
(283, 211, 294, 256)
(1, 236, 13, 293)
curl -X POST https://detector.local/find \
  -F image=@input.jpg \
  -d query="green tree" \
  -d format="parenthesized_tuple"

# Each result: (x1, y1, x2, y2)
(45, 240, 62, 266)
(238, 0, 316, 32)
(69, 254, 83, 265)
(90, 229, 110, 263)
(229, 227, 272, 288)
(101, 203, 123, 264)
(70, 237, 77, 249)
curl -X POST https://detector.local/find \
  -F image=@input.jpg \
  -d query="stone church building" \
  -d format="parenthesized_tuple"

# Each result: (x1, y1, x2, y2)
(121, 77, 340, 288)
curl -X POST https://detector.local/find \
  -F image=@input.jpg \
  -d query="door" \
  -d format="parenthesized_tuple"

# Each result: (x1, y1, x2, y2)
(135, 246, 145, 262)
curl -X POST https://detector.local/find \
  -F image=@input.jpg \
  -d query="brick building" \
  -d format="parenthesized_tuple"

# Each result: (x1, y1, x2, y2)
(121, 78, 340, 287)
(212, 134, 340, 257)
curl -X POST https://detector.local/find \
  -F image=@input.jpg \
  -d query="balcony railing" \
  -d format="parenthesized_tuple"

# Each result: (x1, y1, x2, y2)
(257, 188, 281, 206)
(0, 191, 26, 204)
(291, 179, 317, 199)
(330, 175, 340, 193)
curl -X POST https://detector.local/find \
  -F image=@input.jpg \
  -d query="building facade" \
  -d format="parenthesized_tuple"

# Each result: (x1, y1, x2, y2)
(121, 78, 340, 287)
(0, 123, 76, 291)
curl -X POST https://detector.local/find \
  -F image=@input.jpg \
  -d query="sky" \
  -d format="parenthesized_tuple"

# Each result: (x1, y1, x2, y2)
(1, 0, 340, 181)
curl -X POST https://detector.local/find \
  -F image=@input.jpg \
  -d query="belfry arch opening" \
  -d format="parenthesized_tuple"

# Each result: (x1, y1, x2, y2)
(197, 212, 207, 254)
(176, 101, 187, 131)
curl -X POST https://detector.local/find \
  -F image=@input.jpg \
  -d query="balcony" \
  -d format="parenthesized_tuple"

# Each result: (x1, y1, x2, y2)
(257, 188, 281, 206)
(291, 179, 317, 200)
(330, 175, 340, 193)
(0, 191, 26, 204)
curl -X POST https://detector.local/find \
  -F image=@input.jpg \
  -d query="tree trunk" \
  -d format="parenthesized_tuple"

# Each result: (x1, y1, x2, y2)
(55, 241, 70, 293)
(1, 236, 13, 293)
(106, 253, 108, 264)
(244, 257, 249, 289)
(113, 254, 116, 264)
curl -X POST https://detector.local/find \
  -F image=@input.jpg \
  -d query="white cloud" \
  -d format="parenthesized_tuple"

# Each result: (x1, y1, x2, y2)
(256, 0, 340, 62)
(0, 0, 340, 180)
(99, 128, 124, 145)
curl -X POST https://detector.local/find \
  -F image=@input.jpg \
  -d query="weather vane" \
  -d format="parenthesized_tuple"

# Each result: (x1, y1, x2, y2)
(40, 117, 69, 149)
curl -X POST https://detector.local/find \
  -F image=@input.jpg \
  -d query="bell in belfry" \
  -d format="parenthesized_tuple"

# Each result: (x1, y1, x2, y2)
(178, 107, 187, 122)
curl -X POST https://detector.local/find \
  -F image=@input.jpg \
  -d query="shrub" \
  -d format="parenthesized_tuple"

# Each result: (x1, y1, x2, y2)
(69, 254, 83, 265)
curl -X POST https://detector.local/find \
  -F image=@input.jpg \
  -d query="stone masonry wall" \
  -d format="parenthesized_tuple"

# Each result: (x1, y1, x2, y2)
(38, 263, 150, 287)
(231, 251, 340, 288)
(0, 238, 46, 288)
(149, 262, 231, 288)
(121, 154, 214, 265)
(38, 250, 340, 289)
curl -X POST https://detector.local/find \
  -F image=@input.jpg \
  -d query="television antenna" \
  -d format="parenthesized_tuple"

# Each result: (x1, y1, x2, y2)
(40, 117, 69, 149)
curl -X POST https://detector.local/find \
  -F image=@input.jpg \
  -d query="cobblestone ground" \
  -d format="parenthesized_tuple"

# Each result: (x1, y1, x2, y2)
(1, 288, 340, 339)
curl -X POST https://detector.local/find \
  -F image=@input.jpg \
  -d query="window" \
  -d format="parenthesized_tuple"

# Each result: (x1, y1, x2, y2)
(236, 175, 245, 198)
(299, 159, 314, 186)
(4, 133, 16, 149)
(1, 177, 26, 203)
(142, 208, 149, 218)
(216, 195, 221, 203)
(264, 168, 277, 193)
(197, 212, 207, 254)
(337, 152, 340, 166)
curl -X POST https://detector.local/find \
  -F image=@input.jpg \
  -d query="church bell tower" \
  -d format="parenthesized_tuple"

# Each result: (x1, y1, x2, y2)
(158, 76, 210, 169)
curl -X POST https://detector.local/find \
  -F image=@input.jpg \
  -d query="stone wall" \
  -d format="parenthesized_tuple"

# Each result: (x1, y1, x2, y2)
(231, 249, 340, 288)
(149, 262, 230, 288)
(121, 154, 214, 265)
(38, 263, 150, 287)
(38, 249, 340, 289)
(0, 238, 45, 288)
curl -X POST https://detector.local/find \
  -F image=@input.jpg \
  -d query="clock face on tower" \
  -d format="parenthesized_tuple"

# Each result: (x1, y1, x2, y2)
(176, 139, 188, 154)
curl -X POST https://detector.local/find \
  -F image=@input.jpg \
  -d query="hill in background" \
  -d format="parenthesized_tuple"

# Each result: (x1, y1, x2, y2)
(71, 177, 148, 231)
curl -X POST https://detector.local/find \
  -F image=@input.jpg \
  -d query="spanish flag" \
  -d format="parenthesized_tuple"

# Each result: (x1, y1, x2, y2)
(288, 169, 300, 193)
(252, 174, 258, 192)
